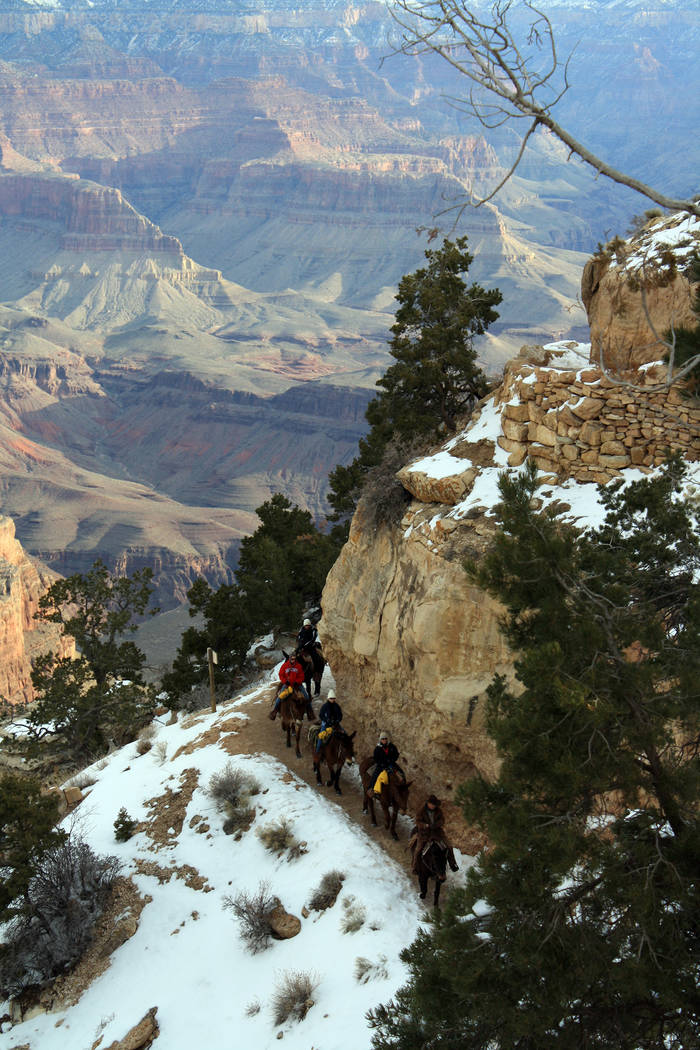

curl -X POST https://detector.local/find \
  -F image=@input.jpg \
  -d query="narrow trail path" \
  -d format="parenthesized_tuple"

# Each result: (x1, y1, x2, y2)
(224, 686, 420, 879)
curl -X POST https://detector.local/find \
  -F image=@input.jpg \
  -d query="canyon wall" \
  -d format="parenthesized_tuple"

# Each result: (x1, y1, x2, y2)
(0, 515, 73, 705)
(320, 215, 700, 846)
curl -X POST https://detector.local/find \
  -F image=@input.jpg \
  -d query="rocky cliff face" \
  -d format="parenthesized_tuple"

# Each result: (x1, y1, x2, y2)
(0, 515, 73, 705)
(582, 213, 700, 371)
(320, 221, 700, 833)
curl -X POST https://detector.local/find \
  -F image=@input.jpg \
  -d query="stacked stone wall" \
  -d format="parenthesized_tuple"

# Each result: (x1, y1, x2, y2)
(494, 361, 699, 484)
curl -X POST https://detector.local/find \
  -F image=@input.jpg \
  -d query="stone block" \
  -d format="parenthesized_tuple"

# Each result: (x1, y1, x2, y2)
(598, 454, 631, 468)
(503, 403, 530, 422)
(599, 440, 627, 456)
(630, 446, 646, 465)
(580, 449, 599, 465)
(507, 448, 528, 467)
(579, 421, 603, 446)
(561, 444, 579, 462)
(527, 422, 557, 446)
(570, 397, 604, 421)
(502, 418, 528, 442)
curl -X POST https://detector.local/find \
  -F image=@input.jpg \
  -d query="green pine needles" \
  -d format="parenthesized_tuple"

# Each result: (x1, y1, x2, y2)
(369, 457, 700, 1050)
(328, 236, 501, 523)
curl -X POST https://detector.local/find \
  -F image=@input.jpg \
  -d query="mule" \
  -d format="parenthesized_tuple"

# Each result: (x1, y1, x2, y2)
(359, 757, 412, 840)
(297, 646, 325, 700)
(278, 687, 309, 758)
(312, 728, 356, 794)
(412, 839, 448, 908)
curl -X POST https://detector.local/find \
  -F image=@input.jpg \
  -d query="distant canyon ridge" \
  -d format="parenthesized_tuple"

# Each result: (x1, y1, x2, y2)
(0, 0, 697, 605)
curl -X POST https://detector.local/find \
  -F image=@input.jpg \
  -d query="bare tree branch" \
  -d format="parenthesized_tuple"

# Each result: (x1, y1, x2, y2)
(389, 0, 700, 217)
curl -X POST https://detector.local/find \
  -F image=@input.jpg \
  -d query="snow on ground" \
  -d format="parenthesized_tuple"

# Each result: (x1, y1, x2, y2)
(404, 338, 700, 534)
(2, 675, 432, 1050)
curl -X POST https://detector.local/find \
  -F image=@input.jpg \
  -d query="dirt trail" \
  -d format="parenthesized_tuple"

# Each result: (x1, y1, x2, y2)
(217, 686, 419, 877)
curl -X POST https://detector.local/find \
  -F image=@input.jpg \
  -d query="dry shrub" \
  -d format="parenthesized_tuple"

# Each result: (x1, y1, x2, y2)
(256, 818, 307, 861)
(208, 764, 260, 811)
(153, 740, 168, 765)
(65, 771, 97, 790)
(223, 881, 280, 954)
(340, 896, 366, 934)
(245, 999, 261, 1017)
(136, 724, 156, 755)
(354, 954, 389, 983)
(0, 834, 121, 998)
(223, 806, 256, 837)
(271, 970, 318, 1026)
(307, 870, 345, 912)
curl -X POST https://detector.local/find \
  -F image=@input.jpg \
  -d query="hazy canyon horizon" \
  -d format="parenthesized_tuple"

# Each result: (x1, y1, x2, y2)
(0, 0, 697, 608)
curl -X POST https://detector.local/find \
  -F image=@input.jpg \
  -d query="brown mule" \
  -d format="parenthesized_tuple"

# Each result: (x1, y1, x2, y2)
(278, 688, 309, 758)
(359, 758, 412, 841)
(296, 647, 325, 703)
(412, 838, 448, 908)
(312, 729, 356, 795)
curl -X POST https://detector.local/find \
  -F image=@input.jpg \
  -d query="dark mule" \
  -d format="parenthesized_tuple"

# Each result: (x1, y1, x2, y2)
(412, 839, 449, 907)
(278, 687, 308, 758)
(312, 728, 356, 794)
(359, 757, 412, 840)
(297, 647, 325, 700)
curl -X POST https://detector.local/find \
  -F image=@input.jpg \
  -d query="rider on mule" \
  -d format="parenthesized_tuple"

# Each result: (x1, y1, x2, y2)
(269, 650, 310, 720)
(367, 731, 404, 795)
(315, 689, 343, 752)
(410, 795, 459, 874)
(296, 618, 324, 693)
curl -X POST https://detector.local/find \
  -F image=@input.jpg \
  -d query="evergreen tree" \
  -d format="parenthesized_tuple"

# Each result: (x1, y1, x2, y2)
(369, 459, 700, 1050)
(27, 560, 158, 759)
(328, 237, 501, 521)
(0, 773, 64, 923)
(163, 494, 342, 702)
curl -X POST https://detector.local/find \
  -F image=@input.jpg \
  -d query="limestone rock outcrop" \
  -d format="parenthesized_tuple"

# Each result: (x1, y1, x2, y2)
(321, 338, 699, 828)
(0, 515, 73, 704)
(582, 213, 700, 372)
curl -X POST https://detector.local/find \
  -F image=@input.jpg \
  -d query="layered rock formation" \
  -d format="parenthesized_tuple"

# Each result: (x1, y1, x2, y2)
(582, 213, 700, 372)
(0, 515, 73, 704)
(320, 218, 700, 832)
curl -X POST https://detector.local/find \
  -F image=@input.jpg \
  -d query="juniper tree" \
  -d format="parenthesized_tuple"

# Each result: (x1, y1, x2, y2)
(0, 772, 64, 924)
(163, 494, 341, 702)
(27, 560, 158, 759)
(328, 237, 501, 521)
(369, 458, 700, 1050)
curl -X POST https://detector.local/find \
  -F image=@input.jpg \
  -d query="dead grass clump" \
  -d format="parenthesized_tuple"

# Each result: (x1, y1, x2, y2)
(271, 970, 318, 1026)
(223, 882, 280, 954)
(354, 955, 389, 983)
(208, 764, 260, 811)
(223, 806, 256, 837)
(256, 818, 307, 861)
(340, 896, 366, 934)
(136, 725, 156, 755)
(307, 870, 345, 912)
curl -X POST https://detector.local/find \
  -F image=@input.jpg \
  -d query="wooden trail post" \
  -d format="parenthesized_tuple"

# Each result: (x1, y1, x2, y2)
(207, 647, 218, 712)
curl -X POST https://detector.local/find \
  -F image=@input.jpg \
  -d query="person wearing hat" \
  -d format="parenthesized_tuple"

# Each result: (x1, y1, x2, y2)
(366, 731, 405, 795)
(296, 617, 324, 683)
(411, 794, 459, 873)
(269, 650, 309, 720)
(315, 689, 344, 753)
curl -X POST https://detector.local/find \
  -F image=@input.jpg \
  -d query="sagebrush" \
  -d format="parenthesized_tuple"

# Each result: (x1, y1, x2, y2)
(271, 970, 318, 1026)
(208, 764, 260, 811)
(257, 817, 307, 860)
(307, 870, 345, 912)
(223, 882, 280, 954)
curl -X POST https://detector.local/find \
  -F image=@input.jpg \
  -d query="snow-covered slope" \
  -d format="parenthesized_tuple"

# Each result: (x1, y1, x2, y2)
(2, 674, 437, 1050)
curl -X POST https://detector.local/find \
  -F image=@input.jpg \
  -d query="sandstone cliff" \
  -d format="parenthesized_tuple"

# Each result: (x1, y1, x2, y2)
(0, 515, 73, 705)
(582, 212, 700, 372)
(320, 219, 700, 841)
